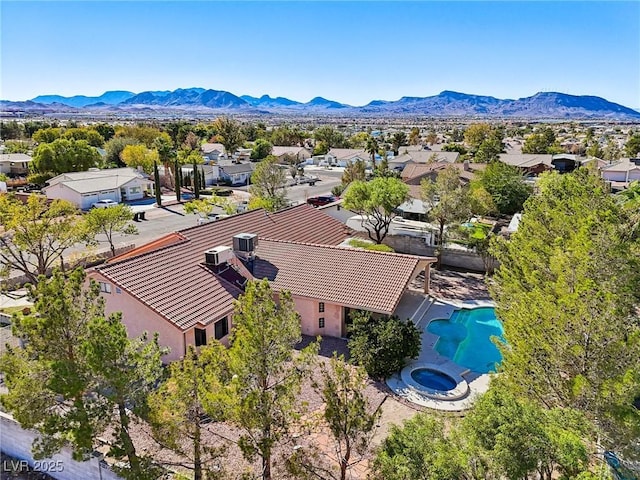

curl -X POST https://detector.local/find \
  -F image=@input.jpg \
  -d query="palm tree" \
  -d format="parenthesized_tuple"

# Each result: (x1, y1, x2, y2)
(365, 135, 379, 169)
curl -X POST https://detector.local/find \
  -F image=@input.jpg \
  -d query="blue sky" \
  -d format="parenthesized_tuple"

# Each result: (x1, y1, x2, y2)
(2, 1, 639, 107)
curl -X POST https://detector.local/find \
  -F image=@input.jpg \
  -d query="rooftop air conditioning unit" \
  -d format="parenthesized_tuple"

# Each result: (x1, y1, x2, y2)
(204, 246, 233, 266)
(233, 233, 258, 254)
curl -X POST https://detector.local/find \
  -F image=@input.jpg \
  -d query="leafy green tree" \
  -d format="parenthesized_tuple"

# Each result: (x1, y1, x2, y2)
(463, 123, 492, 152)
(624, 133, 640, 157)
(314, 126, 347, 150)
(1, 120, 25, 139)
(62, 127, 105, 147)
(120, 144, 159, 174)
(32, 127, 63, 144)
(32, 138, 101, 174)
(0, 268, 167, 479)
(425, 131, 438, 146)
(105, 136, 138, 167)
(0, 269, 104, 459)
(213, 117, 245, 158)
(148, 344, 230, 480)
(343, 177, 409, 244)
(82, 312, 165, 480)
(441, 143, 467, 155)
(371, 414, 467, 480)
(522, 127, 557, 154)
(289, 355, 381, 480)
(348, 311, 420, 380)
(94, 123, 115, 142)
(463, 386, 592, 480)
(473, 161, 533, 215)
(421, 166, 471, 267)
(83, 204, 138, 256)
(0, 195, 84, 284)
(249, 155, 287, 212)
(227, 279, 317, 480)
(114, 125, 164, 148)
(250, 138, 273, 160)
(602, 137, 622, 161)
(313, 140, 330, 156)
(490, 168, 640, 458)
(348, 131, 369, 149)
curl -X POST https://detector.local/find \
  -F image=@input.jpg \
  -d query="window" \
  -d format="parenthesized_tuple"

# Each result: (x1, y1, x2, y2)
(194, 328, 207, 347)
(129, 186, 141, 194)
(319, 302, 325, 313)
(115, 287, 122, 294)
(214, 317, 229, 340)
(318, 317, 325, 329)
(99, 282, 111, 294)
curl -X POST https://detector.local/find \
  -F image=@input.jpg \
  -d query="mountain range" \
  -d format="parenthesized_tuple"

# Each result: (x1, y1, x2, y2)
(2, 88, 639, 119)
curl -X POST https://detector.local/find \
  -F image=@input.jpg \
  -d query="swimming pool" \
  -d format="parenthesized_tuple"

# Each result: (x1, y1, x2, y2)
(411, 368, 457, 391)
(427, 307, 504, 374)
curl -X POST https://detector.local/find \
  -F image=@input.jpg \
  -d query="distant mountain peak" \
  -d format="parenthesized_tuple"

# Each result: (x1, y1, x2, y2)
(12, 87, 639, 119)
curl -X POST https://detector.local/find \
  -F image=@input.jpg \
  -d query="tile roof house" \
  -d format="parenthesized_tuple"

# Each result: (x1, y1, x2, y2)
(43, 167, 155, 210)
(88, 204, 434, 361)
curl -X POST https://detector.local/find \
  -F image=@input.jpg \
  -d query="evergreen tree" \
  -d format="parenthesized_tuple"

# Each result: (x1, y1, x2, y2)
(490, 168, 640, 457)
(153, 160, 162, 206)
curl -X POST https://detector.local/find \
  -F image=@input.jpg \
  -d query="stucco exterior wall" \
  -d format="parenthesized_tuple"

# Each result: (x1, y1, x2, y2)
(294, 296, 343, 338)
(87, 271, 185, 363)
(0, 412, 122, 480)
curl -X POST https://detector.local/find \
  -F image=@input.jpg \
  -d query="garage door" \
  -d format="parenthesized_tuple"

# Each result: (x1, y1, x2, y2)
(98, 190, 118, 201)
(81, 193, 99, 210)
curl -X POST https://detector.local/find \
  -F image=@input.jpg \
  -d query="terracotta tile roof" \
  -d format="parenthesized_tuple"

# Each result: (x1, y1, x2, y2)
(95, 205, 352, 330)
(252, 239, 425, 314)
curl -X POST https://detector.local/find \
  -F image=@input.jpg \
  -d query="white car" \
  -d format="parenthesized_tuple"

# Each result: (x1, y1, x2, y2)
(92, 199, 119, 209)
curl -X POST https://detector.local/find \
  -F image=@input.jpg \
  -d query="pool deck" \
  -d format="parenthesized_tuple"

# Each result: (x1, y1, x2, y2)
(387, 298, 496, 411)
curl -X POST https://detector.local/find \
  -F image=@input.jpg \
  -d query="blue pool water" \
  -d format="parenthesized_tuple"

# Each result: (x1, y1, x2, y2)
(410, 368, 457, 391)
(427, 307, 504, 374)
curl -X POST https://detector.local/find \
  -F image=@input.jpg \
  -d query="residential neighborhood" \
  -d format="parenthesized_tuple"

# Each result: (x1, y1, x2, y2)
(1, 1, 639, 479)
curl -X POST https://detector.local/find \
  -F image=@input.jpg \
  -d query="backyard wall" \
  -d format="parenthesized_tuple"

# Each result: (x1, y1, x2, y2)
(0, 412, 121, 480)
(383, 235, 495, 272)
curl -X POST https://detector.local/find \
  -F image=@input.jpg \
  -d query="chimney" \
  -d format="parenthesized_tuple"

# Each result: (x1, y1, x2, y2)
(463, 160, 470, 171)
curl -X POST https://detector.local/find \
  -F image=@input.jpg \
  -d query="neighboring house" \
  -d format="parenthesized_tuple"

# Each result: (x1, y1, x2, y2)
(0, 153, 32, 175)
(88, 204, 434, 362)
(271, 146, 312, 162)
(219, 163, 254, 186)
(317, 199, 356, 224)
(498, 153, 554, 175)
(180, 164, 220, 187)
(390, 150, 460, 171)
(201, 143, 225, 162)
(600, 158, 640, 191)
(550, 154, 580, 173)
(401, 161, 486, 187)
(312, 148, 369, 168)
(43, 167, 154, 210)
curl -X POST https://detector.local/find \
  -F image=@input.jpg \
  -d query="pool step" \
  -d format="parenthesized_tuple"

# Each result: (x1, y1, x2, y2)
(411, 297, 435, 328)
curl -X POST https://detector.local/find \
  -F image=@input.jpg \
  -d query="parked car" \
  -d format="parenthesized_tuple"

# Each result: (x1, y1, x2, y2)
(307, 195, 338, 207)
(92, 199, 119, 209)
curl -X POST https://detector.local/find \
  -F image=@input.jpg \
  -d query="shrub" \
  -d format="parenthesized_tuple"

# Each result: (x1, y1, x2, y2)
(348, 238, 394, 252)
(348, 311, 421, 379)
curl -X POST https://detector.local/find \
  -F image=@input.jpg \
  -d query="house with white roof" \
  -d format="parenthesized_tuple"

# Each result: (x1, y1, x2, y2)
(43, 167, 155, 210)
(600, 158, 640, 190)
(0, 153, 32, 176)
